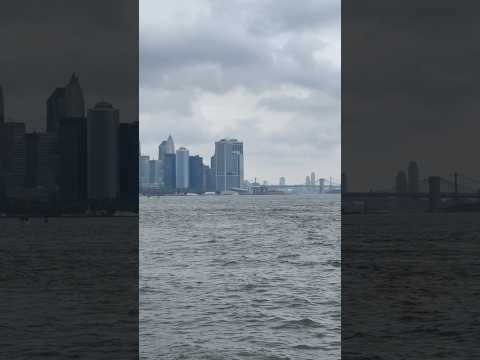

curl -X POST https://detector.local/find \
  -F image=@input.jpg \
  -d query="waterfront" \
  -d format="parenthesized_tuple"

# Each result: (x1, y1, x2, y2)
(140, 194, 340, 359)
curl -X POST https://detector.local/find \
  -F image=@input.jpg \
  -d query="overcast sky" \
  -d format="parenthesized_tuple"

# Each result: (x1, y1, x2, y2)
(140, 0, 340, 184)
(0, 1, 137, 130)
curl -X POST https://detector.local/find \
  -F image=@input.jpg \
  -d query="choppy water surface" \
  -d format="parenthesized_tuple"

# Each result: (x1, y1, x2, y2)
(140, 194, 340, 359)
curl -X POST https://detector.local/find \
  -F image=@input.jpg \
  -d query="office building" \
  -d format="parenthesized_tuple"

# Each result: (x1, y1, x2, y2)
(47, 73, 85, 133)
(87, 101, 119, 203)
(163, 153, 176, 191)
(310, 172, 316, 186)
(175, 147, 189, 191)
(118, 122, 138, 207)
(58, 117, 87, 207)
(214, 138, 244, 192)
(0, 122, 26, 195)
(24, 132, 58, 190)
(279, 177, 286, 186)
(158, 134, 175, 160)
(189, 155, 204, 194)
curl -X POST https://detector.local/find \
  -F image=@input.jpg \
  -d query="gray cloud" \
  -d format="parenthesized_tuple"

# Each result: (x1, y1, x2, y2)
(140, 0, 340, 183)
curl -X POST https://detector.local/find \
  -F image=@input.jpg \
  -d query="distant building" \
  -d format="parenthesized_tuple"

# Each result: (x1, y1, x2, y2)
(320, 178, 326, 193)
(205, 165, 216, 192)
(279, 177, 286, 186)
(163, 153, 176, 191)
(305, 176, 311, 186)
(395, 171, 407, 193)
(310, 172, 316, 186)
(148, 159, 163, 185)
(87, 101, 119, 204)
(189, 155, 204, 194)
(58, 117, 87, 207)
(176, 147, 189, 191)
(118, 122, 138, 208)
(408, 161, 419, 193)
(46, 73, 85, 133)
(214, 138, 244, 192)
(24, 132, 58, 190)
(158, 134, 175, 160)
(0, 122, 26, 196)
(139, 155, 150, 187)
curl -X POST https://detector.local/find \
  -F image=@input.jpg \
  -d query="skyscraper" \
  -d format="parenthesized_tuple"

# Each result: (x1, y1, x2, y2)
(408, 161, 419, 193)
(279, 177, 286, 186)
(163, 153, 176, 191)
(58, 117, 87, 208)
(305, 176, 311, 186)
(310, 172, 316, 186)
(118, 122, 138, 209)
(158, 134, 175, 160)
(47, 74, 85, 132)
(214, 138, 244, 192)
(176, 147, 189, 191)
(189, 155, 204, 194)
(87, 101, 119, 204)
(0, 122, 26, 196)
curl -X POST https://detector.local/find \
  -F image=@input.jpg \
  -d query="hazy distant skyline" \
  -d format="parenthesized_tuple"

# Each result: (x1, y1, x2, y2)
(140, 0, 340, 184)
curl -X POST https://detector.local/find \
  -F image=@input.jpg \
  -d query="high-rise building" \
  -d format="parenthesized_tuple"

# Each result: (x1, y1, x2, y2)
(58, 117, 87, 207)
(214, 138, 244, 192)
(139, 155, 150, 187)
(118, 122, 138, 208)
(395, 171, 407, 193)
(310, 172, 316, 186)
(408, 161, 419, 193)
(279, 177, 286, 186)
(46, 74, 85, 133)
(87, 101, 119, 203)
(0, 85, 4, 124)
(24, 132, 58, 190)
(163, 153, 176, 191)
(148, 159, 163, 184)
(176, 147, 189, 191)
(305, 176, 311, 185)
(189, 155, 204, 194)
(158, 134, 175, 160)
(0, 122, 26, 194)
(320, 178, 326, 193)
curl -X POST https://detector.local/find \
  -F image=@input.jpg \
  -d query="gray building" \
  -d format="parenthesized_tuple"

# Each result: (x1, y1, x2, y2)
(158, 134, 175, 160)
(214, 138, 244, 192)
(87, 101, 119, 203)
(189, 155, 204, 194)
(408, 161, 420, 193)
(58, 117, 87, 207)
(176, 147, 189, 191)
(0, 122, 26, 195)
(46, 73, 85, 133)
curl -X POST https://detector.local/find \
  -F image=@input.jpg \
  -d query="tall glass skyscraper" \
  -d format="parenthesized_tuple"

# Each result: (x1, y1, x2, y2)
(214, 138, 244, 192)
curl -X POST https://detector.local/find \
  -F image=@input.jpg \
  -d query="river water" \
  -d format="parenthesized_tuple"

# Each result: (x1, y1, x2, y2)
(140, 194, 340, 359)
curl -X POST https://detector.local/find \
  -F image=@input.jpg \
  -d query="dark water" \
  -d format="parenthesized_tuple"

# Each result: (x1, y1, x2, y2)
(0, 217, 138, 359)
(140, 194, 340, 359)
(342, 213, 480, 359)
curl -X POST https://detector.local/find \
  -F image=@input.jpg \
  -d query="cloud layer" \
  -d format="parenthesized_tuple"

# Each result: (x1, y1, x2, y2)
(140, 0, 340, 184)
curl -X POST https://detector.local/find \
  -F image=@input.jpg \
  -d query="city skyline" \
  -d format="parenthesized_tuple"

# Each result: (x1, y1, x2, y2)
(139, 0, 340, 184)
